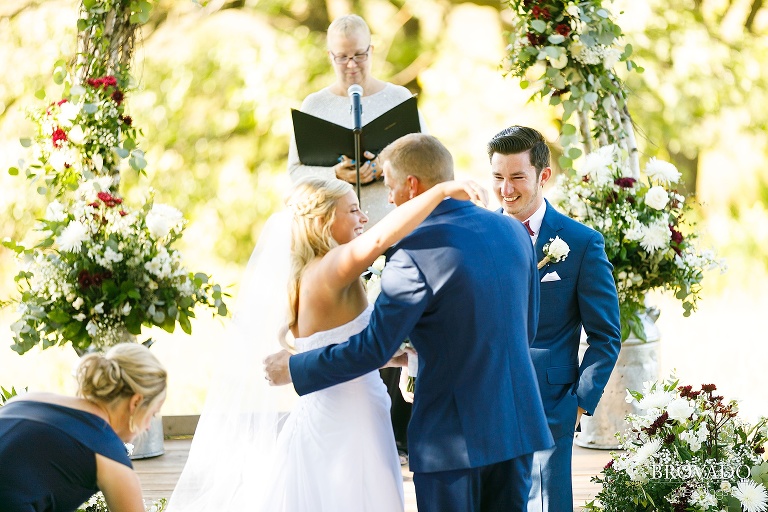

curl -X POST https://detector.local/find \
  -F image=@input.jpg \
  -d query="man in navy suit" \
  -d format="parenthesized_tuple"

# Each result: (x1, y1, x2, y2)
(487, 126, 621, 512)
(265, 133, 553, 512)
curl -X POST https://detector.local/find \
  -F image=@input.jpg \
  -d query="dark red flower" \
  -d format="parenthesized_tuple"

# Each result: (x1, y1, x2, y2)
(51, 127, 68, 148)
(614, 177, 636, 188)
(756, 445, 766, 455)
(57, 99, 68, 106)
(111, 90, 124, 104)
(92, 273, 103, 286)
(701, 384, 717, 393)
(119, 210, 128, 217)
(78, 270, 93, 289)
(555, 23, 571, 36)
(121, 115, 133, 126)
(88, 201, 101, 208)
(552, 88, 569, 97)
(532, 5, 551, 19)
(97, 191, 123, 208)
(527, 32, 546, 47)
(582, 175, 590, 183)
(669, 225, 683, 245)
(604, 459, 614, 470)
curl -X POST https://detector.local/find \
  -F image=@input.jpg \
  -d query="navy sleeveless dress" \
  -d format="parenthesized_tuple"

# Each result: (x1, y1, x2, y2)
(0, 400, 132, 512)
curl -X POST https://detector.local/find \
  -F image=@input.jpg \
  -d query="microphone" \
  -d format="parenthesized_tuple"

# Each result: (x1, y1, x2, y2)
(348, 84, 363, 130)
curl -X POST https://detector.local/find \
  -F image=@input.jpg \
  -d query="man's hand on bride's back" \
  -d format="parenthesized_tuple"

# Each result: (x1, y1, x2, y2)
(264, 350, 293, 386)
(440, 180, 489, 207)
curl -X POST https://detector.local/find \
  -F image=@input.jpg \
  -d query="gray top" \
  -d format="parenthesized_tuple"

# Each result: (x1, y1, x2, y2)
(287, 83, 424, 226)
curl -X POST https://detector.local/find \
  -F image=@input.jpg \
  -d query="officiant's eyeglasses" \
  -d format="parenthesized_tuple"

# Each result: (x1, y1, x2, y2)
(330, 46, 371, 65)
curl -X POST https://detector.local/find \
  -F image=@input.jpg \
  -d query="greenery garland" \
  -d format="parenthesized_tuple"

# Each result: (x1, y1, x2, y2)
(503, 0, 642, 173)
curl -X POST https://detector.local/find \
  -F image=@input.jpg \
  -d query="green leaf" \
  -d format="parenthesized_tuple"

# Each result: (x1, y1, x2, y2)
(129, 152, 147, 171)
(562, 123, 577, 136)
(179, 314, 192, 335)
(48, 309, 70, 324)
(37, 186, 47, 195)
(596, 9, 609, 18)
(20, 138, 32, 148)
(583, 92, 599, 104)
(34, 88, 46, 100)
(520, 80, 529, 89)
(567, 147, 583, 159)
(530, 20, 547, 33)
(123, 138, 137, 151)
(77, 18, 88, 31)
(558, 155, 573, 170)
(115, 148, 130, 158)
(8, 167, 19, 176)
(622, 43, 633, 60)
(83, 0, 97, 8)
(83, 103, 98, 114)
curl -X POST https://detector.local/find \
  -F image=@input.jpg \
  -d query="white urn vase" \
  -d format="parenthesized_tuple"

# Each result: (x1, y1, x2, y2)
(574, 308, 661, 449)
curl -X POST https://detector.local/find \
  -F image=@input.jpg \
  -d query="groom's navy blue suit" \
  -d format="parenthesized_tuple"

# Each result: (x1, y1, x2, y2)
(291, 199, 553, 511)
(504, 200, 621, 512)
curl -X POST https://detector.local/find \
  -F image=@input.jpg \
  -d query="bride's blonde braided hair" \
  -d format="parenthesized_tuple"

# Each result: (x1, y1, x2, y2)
(280, 177, 352, 348)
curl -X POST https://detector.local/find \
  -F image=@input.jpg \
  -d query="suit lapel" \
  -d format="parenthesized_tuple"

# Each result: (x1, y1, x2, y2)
(536, 200, 564, 273)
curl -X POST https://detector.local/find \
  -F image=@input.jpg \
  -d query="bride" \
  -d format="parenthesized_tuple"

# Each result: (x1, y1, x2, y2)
(167, 175, 484, 511)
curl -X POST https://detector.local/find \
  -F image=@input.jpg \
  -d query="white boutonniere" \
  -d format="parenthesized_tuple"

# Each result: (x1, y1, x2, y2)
(538, 236, 570, 269)
(364, 256, 386, 304)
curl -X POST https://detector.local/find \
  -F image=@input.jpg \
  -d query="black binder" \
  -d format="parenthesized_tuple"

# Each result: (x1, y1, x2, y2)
(291, 96, 421, 167)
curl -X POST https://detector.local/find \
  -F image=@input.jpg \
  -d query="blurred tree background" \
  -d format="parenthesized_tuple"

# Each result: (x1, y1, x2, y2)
(1, 0, 767, 416)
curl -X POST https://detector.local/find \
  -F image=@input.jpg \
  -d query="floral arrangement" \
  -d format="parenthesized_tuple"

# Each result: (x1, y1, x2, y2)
(550, 144, 724, 340)
(78, 493, 166, 512)
(503, 0, 641, 171)
(3, 176, 227, 355)
(539, 235, 570, 269)
(10, 72, 145, 196)
(586, 377, 768, 512)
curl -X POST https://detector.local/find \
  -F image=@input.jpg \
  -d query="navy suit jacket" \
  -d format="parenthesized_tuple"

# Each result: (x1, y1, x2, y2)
(291, 199, 553, 473)
(516, 200, 621, 440)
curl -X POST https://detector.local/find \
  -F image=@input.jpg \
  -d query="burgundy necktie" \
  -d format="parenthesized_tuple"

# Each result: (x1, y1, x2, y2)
(523, 220, 535, 236)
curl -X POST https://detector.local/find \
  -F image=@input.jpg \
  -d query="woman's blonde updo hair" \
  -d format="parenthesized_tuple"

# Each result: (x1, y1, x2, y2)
(283, 176, 353, 340)
(76, 343, 167, 412)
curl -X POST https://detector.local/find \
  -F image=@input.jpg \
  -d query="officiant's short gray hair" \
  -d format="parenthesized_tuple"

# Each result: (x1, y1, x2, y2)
(487, 126, 550, 176)
(327, 15, 370, 45)
(380, 133, 454, 188)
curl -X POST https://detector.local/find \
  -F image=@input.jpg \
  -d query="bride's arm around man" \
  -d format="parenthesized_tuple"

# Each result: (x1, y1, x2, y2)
(266, 133, 553, 512)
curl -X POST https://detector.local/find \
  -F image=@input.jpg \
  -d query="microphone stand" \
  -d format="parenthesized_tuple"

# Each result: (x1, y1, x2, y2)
(349, 85, 363, 204)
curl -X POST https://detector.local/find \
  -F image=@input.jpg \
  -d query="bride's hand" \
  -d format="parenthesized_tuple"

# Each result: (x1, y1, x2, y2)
(382, 350, 408, 369)
(440, 180, 489, 207)
(263, 350, 293, 386)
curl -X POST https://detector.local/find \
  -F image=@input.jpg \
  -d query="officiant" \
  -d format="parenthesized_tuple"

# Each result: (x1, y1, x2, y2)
(286, 14, 426, 466)
(286, 14, 426, 226)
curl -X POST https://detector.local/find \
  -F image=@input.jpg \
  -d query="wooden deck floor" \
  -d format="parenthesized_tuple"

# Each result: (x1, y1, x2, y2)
(134, 438, 615, 511)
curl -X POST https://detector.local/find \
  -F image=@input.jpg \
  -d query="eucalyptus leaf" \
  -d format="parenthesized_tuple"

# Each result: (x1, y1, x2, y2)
(530, 20, 547, 33)
(83, 103, 98, 114)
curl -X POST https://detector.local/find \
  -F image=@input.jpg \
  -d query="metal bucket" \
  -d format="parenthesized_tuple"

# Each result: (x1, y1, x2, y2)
(574, 311, 661, 449)
(129, 415, 165, 459)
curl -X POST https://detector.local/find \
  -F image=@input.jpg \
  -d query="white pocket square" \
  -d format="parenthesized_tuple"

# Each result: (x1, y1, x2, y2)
(541, 271, 561, 283)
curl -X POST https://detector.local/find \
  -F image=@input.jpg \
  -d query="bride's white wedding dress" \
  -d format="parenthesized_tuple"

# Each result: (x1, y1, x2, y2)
(262, 305, 404, 511)
(167, 213, 403, 511)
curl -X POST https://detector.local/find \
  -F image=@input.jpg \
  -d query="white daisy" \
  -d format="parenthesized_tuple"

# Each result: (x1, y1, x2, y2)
(56, 221, 89, 252)
(732, 479, 768, 512)
(640, 220, 670, 253)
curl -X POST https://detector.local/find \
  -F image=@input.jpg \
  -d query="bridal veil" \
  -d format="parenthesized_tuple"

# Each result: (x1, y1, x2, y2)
(166, 211, 298, 511)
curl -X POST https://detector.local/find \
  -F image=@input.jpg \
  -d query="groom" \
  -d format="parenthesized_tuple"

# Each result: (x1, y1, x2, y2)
(487, 125, 621, 511)
(265, 133, 553, 512)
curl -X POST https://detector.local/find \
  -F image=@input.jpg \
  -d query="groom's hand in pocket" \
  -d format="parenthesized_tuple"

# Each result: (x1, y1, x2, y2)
(264, 350, 293, 386)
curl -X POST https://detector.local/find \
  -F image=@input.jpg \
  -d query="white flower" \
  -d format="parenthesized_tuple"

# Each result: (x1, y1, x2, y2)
(371, 255, 386, 273)
(690, 488, 718, 508)
(631, 439, 661, 468)
(72, 297, 84, 310)
(73, 313, 86, 322)
(645, 186, 670, 210)
(48, 150, 68, 172)
(366, 274, 382, 304)
(85, 320, 98, 336)
(637, 389, 674, 410)
(121, 303, 132, 316)
(57, 101, 80, 127)
(566, 4, 580, 17)
(92, 153, 104, 172)
(45, 200, 68, 222)
(732, 479, 768, 512)
(550, 52, 569, 69)
(645, 158, 681, 185)
(545, 236, 570, 262)
(579, 148, 613, 181)
(603, 47, 622, 69)
(93, 302, 104, 314)
(639, 220, 670, 253)
(57, 221, 89, 252)
(666, 398, 695, 422)
(103, 246, 124, 264)
(145, 204, 184, 239)
(67, 125, 85, 145)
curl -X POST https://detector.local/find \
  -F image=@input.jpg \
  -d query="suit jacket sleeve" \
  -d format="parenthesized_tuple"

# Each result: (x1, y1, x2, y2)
(290, 248, 430, 396)
(575, 230, 621, 415)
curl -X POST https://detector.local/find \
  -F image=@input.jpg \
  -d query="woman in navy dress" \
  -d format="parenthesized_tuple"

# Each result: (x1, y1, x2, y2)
(0, 343, 167, 512)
